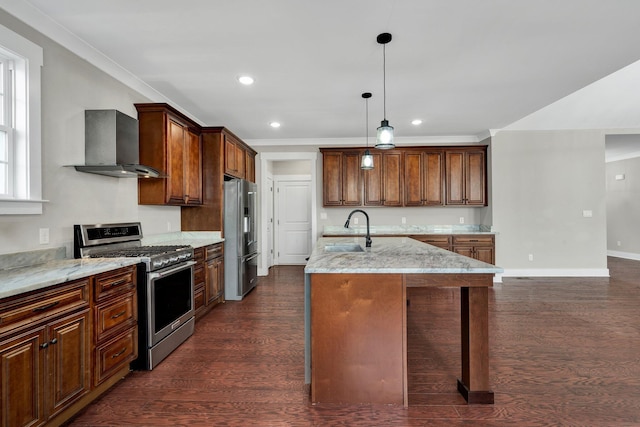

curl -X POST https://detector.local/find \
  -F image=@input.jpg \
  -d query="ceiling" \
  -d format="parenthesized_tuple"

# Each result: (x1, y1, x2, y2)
(7, 0, 640, 142)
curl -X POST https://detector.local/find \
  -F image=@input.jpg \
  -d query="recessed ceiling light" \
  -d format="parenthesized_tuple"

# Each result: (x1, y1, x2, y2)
(269, 121, 281, 128)
(411, 119, 423, 126)
(237, 75, 255, 85)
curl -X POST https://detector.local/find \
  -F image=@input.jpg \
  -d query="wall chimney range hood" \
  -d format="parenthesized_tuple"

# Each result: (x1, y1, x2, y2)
(73, 110, 165, 178)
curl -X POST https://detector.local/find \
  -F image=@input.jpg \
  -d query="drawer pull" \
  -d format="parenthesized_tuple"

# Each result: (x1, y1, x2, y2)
(108, 279, 127, 288)
(111, 310, 127, 319)
(32, 301, 59, 312)
(112, 347, 127, 359)
(469, 239, 479, 242)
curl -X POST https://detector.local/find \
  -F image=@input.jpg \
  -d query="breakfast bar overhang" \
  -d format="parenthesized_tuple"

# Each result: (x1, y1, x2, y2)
(304, 237, 503, 406)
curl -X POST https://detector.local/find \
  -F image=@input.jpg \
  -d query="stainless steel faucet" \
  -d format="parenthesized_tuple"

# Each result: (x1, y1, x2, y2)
(344, 209, 372, 247)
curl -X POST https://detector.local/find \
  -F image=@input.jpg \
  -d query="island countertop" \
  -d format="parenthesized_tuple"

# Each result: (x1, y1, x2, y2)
(304, 237, 503, 274)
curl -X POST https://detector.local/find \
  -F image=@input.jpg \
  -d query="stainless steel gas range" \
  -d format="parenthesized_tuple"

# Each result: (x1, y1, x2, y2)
(74, 222, 195, 370)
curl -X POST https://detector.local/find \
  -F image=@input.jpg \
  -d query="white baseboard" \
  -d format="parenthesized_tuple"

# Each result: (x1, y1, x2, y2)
(607, 250, 640, 261)
(496, 268, 610, 282)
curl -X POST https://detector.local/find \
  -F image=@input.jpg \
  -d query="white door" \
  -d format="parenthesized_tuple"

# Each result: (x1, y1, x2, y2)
(266, 175, 274, 268)
(276, 178, 312, 265)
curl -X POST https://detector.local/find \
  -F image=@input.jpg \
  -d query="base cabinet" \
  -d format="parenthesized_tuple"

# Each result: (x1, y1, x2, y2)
(0, 279, 91, 427)
(452, 235, 495, 264)
(194, 243, 225, 321)
(0, 265, 138, 427)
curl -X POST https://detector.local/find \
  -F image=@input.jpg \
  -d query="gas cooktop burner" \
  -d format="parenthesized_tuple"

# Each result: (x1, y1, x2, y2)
(89, 245, 191, 258)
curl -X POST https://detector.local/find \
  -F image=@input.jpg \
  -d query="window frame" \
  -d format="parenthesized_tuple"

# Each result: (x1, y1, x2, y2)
(0, 23, 45, 215)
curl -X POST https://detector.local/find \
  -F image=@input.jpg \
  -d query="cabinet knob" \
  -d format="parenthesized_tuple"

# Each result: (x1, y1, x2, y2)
(50, 338, 58, 345)
(40, 342, 49, 349)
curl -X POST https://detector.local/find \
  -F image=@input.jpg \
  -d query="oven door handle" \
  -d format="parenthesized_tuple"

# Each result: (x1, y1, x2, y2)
(148, 260, 196, 280)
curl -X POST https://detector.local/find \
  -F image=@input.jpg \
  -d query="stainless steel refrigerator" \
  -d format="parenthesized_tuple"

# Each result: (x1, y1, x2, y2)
(224, 179, 258, 300)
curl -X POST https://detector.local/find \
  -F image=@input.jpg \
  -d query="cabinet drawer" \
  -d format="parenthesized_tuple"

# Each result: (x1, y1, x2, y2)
(452, 235, 494, 246)
(0, 279, 90, 335)
(94, 266, 136, 302)
(95, 328, 137, 385)
(95, 293, 136, 342)
(193, 247, 205, 263)
(194, 286, 205, 311)
(205, 243, 224, 260)
(194, 265, 205, 285)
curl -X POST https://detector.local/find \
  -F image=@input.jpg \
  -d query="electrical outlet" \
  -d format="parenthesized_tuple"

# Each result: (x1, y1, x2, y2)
(617, 241, 622, 247)
(320, 212, 327, 220)
(167, 221, 172, 231)
(401, 217, 406, 224)
(39, 228, 49, 244)
(528, 254, 534, 261)
(353, 217, 359, 225)
(459, 217, 465, 224)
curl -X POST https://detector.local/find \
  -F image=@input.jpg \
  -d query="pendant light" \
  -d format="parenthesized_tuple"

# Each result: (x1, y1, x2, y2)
(361, 92, 374, 170)
(375, 32, 394, 150)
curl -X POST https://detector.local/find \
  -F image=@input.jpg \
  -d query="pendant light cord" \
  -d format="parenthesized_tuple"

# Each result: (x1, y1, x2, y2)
(365, 96, 369, 148)
(383, 43, 387, 121)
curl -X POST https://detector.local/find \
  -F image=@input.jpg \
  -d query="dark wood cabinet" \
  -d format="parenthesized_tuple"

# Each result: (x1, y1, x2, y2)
(404, 149, 444, 206)
(224, 133, 246, 179)
(194, 243, 224, 321)
(321, 146, 486, 208)
(409, 234, 451, 250)
(445, 149, 486, 206)
(0, 279, 91, 427)
(452, 235, 495, 264)
(136, 103, 202, 206)
(322, 150, 362, 206)
(364, 150, 403, 206)
(205, 243, 224, 306)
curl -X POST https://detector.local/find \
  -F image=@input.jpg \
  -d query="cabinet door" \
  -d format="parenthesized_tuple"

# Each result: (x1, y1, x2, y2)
(224, 136, 245, 179)
(184, 129, 202, 205)
(445, 151, 465, 205)
(453, 246, 475, 259)
(342, 152, 362, 206)
(322, 152, 343, 206)
(363, 152, 383, 206)
(465, 150, 486, 206)
(474, 246, 495, 264)
(381, 151, 403, 206)
(423, 151, 444, 205)
(0, 328, 46, 427)
(403, 151, 423, 206)
(205, 256, 224, 305)
(245, 153, 255, 183)
(167, 118, 186, 204)
(47, 310, 90, 418)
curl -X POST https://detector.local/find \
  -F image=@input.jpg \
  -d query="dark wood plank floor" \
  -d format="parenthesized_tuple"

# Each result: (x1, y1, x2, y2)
(67, 257, 640, 426)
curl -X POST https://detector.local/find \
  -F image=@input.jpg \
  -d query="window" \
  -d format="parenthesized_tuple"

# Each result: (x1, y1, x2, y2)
(0, 24, 44, 214)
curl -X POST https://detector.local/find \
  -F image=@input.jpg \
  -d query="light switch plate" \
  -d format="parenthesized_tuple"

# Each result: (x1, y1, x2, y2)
(582, 210, 593, 218)
(39, 228, 49, 244)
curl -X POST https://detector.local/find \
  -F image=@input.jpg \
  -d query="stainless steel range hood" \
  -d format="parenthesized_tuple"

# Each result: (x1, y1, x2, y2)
(73, 110, 165, 178)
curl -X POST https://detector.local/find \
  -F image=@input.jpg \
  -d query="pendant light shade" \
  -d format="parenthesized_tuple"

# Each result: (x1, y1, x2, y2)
(361, 92, 374, 170)
(375, 32, 394, 150)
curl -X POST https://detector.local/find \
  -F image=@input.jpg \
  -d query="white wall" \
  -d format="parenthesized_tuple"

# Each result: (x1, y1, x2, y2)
(606, 156, 640, 258)
(491, 129, 608, 276)
(0, 10, 180, 256)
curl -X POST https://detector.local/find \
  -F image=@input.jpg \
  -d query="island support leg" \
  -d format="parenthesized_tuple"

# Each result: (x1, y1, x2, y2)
(458, 286, 494, 404)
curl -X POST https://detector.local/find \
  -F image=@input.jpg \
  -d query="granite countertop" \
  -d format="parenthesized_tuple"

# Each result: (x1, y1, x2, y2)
(304, 237, 503, 274)
(0, 257, 141, 300)
(322, 224, 496, 236)
(0, 231, 224, 300)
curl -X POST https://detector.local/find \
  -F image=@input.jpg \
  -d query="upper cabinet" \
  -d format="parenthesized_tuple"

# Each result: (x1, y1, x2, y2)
(321, 150, 362, 206)
(136, 103, 202, 206)
(445, 149, 486, 206)
(321, 146, 487, 208)
(404, 149, 444, 206)
(364, 150, 403, 206)
(221, 130, 256, 182)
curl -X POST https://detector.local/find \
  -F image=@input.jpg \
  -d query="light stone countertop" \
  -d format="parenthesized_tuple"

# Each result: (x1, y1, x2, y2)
(323, 224, 496, 236)
(0, 231, 224, 300)
(304, 237, 503, 274)
(0, 257, 141, 299)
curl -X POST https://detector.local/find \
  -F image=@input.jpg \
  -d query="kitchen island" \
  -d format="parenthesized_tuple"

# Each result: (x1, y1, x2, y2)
(304, 236, 503, 406)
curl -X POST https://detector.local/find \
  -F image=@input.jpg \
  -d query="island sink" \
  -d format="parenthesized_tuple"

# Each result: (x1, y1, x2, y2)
(323, 243, 365, 253)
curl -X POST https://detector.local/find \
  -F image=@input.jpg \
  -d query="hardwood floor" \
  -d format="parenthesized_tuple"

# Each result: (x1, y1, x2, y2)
(67, 257, 640, 426)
